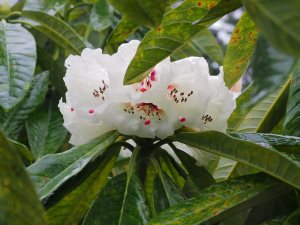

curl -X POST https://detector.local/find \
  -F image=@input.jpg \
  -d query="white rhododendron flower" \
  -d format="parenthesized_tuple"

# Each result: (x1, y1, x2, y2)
(59, 40, 236, 145)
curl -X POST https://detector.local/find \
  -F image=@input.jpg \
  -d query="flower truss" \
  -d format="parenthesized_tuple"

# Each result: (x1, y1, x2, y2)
(59, 40, 236, 145)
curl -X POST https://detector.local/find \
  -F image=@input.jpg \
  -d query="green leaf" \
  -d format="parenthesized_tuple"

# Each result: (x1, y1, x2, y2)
(0, 72, 49, 139)
(227, 78, 290, 133)
(198, 0, 242, 23)
(251, 36, 296, 104)
(20, 11, 87, 54)
(172, 28, 224, 65)
(82, 173, 150, 225)
(212, 157, 237, 182)
(23, 0, 67, 14)
(0, 133, 46, 225)
(46, 145, 120, 225)
(242, 0, 300, 57)
(224, 12, 259, 88)
(90, 0, 114, 32)
(123, 0, 219, 84)
(26, 100, 67, 160)
(6, 137, 34, 162)
(172, 131, 300, 189)
(284, 62, 300, 136)
(0, 21, 36, 111)
(108, 0, 169, 28)
(27, 131, 119, 200)
(148, 174, 289, 225)
(105, 17, 139, 54)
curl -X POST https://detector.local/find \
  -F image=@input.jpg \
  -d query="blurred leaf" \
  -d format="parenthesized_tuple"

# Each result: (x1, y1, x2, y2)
(90, 0, 113, 31)
(243, 0, 300, 57)
(145, 159, 158, 216)
(108, 0, 169, 28)
(0, 133, 46, 225)
(213, 157, 237, 182)
(197, 0, 242, 23)
(123, 0, 220, 84)
(24, 0, 67, 14)
(284, 62, 300, 136)
(250, 36, 296, 104)
(6, 137, 34, 162)
(105, 16, 139, 53)
(227, 78, 290, 133)
(0, 21, 36, 111)
(27, 131, 119, 200)
(173, 131, 300, 189)
(224, 12, 259, 88)
(172, 28, 224, 65)
(26, 100, 67, 160)
(148, 174, 289, 225)
(21, 11, 87, 54)
(82, 173, 150, 225)
(47, 145, 120, 225)
(0, 72, 49, 140)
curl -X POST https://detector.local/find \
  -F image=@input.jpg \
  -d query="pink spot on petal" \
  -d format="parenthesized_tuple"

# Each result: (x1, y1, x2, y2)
(144, 119, 151, 126)
(71, 107, 74, 112)
(179, 117, 186, 123)
(150, 70, 156, 81)
(140, 88, 147, 92)
(167, 84, 175, 90)
(89, 109, 95, 114)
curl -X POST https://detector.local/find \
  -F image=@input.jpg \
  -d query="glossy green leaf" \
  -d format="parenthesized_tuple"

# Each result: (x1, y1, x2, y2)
(46, 145, 120, 225)
(227, 78, 290, 133)
(0, 133, 46, 225)
(26, 100, 67, 160)
(27, 131, 119, 200)
(230, 133, 300, 154)
(242, 0, 300, 57)
(172, 28, 224, 65)
(251, 36, 296, 104)
(108, 0, 169, 28)
(23, 0, 66, 14)
(224, 12, 259, 88)
(6, 137, 34, 162)
(284, 62, 300, 136)
(123, 0, 220, 84)
(145, 159, 158, 216)
(0, 72, 49, 139)
(105, 17, 138, 54)
(90, 0, 114, 32)
(21, 11, 87, 54)
(173, 131, 300, 189)
(198, 0, 242, 23)
(0, 21, 36, 111)
(148, 174, 289, 225)
(82, 173, 150, 225)
(212, 157, 237, 182)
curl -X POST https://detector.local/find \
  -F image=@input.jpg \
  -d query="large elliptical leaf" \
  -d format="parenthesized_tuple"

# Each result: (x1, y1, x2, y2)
(284, 62, 300, 136)
(171, 28, 224, 65)
(20, 11, 87, 54)
(0, 72, 49, 139)
(123, 0, 221, 84)
(0, 21, 36, 111)
(26, 100, 67, 160)
(0, 133, 46, 225)
(46, 145, 120, 225)
(250, 36, 296, 104)
(27, 131, 119, 200)
(224, 12, 259, 88)
(148, 174, 289, 225)
(172, 131, 300, 189)
(108, 0, 169, 28)
(242, 0, 300, 57)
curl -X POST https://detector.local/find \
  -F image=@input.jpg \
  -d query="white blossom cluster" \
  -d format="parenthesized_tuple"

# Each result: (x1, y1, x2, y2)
(59, 41, 236, 145)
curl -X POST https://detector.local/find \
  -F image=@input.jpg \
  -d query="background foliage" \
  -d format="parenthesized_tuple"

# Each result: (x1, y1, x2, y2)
(0, 0, 300, 224)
